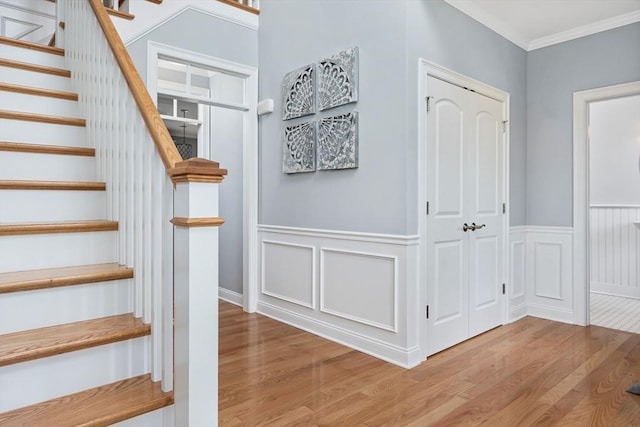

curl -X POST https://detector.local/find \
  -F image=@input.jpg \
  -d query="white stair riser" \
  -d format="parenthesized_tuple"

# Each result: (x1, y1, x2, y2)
(0, 279, 133, 334)
(0, 190, 106, 222)
(0, 151, 96, 181)
(0, 66, 72, 92)
(0, 90, 79, 117)
(0, 231, 117, 273)
(0, 44, 65, 68)
(0, 336, 149, 412)
(113, 406, 175, 427)
(0, 118, 87, 146)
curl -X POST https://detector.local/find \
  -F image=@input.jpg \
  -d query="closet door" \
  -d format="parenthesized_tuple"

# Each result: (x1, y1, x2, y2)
(426, 76, 504, 356)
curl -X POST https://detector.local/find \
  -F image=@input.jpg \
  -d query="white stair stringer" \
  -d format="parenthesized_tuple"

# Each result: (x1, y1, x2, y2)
(0, 43, 64, 68)
(0, 151, 96, 181)
(0, 190, 106, 222)
(0, 278, 133, 335)
(0, 336, 149, 413)
(0, 65, 72, 92)
(0, 118, 87, 146)
(0, 90, 80, 117)
(0, 231, 118, 273)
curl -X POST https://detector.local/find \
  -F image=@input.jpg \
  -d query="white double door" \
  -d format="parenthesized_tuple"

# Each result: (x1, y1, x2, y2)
(426, 76, 505, 356)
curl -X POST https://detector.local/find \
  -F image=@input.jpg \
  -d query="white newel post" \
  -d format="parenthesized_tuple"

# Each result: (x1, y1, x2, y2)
(169, 158, 227, 427)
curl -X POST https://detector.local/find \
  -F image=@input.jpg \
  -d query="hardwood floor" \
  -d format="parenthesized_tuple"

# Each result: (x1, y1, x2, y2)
(219, 301, 640, 426)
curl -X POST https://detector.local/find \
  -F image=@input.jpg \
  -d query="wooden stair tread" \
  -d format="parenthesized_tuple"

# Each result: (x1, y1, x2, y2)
(0, 374, 173, 426)
(0, 36, 64, 56)
(0, 58, 70, 77)
(0, 180, 106, 191)
(105, 8, 135, 20)
(0, 110, 85, 127)
(0, 263, 133, 294)
(0, 313, 150, 366)
(0, 142, 94, 156)
(0, 220, 118, 236)
(0, 82, 78, 100)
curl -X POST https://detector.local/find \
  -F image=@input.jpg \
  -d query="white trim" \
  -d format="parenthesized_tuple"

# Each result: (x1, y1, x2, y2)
(147, 41, 259, 314)
(257, 301, 421, 369)
(260, 240, 316, 309)
(527, 226, 574, 235)
(319, 248, 398, 333)
(528, 11, 640, 51)
(258, 224, 420, 246)
(417, 59, 510, 362)
(590, 204, 640, 209)
(572, 81, 640, 326)
(527, 304, 575, 324)
(444, 0, 640, 52)
(219, 288, 243, 306)
(123, 5, 257, 47)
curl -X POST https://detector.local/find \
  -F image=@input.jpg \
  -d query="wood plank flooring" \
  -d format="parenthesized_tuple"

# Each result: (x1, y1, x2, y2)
(219, 301, 640, 426)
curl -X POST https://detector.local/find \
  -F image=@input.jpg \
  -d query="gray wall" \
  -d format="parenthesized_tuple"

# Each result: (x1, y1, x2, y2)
(406, 0, 528, 228)
(127, 8, 258, 294)
(259, 0, 528, 234)
(526, 23, 640, 226)
(259, 0, 409, 234)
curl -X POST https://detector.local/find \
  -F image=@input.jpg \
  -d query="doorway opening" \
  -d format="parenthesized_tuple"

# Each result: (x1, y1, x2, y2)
(147, 42, 258, 312)
(572, 81, 640, 328)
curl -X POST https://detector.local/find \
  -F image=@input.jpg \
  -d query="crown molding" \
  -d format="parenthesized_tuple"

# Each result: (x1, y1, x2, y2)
(528, 10, 640, 51)
(444, 0, 640, 52)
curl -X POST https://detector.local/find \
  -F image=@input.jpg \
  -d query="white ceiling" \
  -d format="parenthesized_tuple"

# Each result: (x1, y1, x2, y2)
(444, 0, 640, 51)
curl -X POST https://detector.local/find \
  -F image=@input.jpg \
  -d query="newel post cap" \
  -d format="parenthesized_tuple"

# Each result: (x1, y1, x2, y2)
(168, 158, 228, 184)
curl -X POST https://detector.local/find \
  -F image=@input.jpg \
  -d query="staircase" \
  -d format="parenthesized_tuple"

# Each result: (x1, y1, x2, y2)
(0, 35, 173, 426)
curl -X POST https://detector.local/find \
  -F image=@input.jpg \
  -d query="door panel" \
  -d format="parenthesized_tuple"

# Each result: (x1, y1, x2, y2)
(435, 101, 464, 216)
(426, 75, 505, 356)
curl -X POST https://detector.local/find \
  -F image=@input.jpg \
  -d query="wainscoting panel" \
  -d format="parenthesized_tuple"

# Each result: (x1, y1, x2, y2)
(320, 249, 397, 332)
(590, 206, 640, 298)
(261, 240, 315, 308)
(257, 225, 420, 368)
(526, 227, 574, 323)
(509, 227, 527, 321)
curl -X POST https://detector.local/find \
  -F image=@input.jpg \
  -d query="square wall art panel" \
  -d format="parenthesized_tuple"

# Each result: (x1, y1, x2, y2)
(317, 112, 358, 171)
(281, 64, 315, 120)
(317, 47, 359, 111)
(283, 121, 316, 173)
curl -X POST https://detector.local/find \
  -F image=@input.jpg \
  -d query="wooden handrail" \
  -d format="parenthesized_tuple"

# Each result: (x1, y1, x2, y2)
(86, 0, 182, 174)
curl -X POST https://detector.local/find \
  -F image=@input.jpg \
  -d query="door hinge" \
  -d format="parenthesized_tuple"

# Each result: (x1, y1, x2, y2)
(502, 120, 509, 133)
(502, 283, 506, 295)
(502, 202, 506, 214)
(426, 96, 433, 113)
(426, 305, 429, 319)
(426, 201, 430, 215)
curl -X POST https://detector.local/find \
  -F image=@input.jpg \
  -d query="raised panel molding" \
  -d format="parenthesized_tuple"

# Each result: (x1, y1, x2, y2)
(510, 226, 574, 324)
(320, 248, 397, 332)
(261, 240, 315, 309)
(257, 225, 419, 368)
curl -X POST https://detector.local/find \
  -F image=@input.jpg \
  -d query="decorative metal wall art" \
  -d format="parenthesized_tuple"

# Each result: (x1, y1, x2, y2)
(283, 121, 316, 173)
(281, 64, 315, 120)
(317, 112, 358, 170)
(317, 47, 359, 111)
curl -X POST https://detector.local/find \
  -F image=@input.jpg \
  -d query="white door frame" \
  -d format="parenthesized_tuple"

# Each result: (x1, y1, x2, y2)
(572, 81, 640, 326)
(147, 41, 259, 313)
(417, 59, 510, 361)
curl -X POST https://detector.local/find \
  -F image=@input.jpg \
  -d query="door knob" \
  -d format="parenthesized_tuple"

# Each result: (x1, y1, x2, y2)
(472, 223, 486, 230)
(463, 223, 473, 232)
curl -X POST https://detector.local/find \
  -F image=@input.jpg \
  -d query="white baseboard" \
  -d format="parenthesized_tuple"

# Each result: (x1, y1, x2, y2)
(591, 288, 640, 300)
(219, 288, 243, 306)
(257, 301, 420, 369)
(527, 304, 574, 324)
(509, 303, 528, 322)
